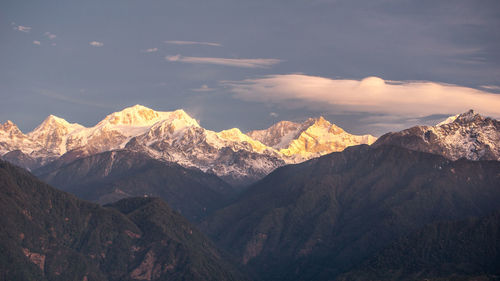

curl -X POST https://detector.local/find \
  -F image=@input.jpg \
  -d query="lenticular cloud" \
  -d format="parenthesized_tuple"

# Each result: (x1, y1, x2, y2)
(224, 74, 500, 118)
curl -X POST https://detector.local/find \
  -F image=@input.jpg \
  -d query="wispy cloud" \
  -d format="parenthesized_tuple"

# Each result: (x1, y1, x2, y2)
(141, 47, 158, 53)
(480, 85, 500, 91)
(44, 32, 57, 39)
(223, 74, 500, 119)
(33, 40, 41, 45)
(165, 40, 222, 47)
(166, 55, 281, 68)
(89, 41, 104, 47)
(13, 25, 31, 32)
(192, 84, 214, 92)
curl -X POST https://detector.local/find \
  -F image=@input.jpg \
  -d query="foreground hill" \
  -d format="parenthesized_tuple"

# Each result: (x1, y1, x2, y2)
(35, 150, 235, 221)
(202, 145, 500, 281)
(0, 160, 249, 281)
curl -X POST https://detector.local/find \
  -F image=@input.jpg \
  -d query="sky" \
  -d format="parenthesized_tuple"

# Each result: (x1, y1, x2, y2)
(1, 0, 500, 136)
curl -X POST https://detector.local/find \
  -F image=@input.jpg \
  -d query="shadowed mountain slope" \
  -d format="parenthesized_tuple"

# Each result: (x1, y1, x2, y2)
(0, 159, 249, 281)
(202, 145, 500, 281)
(35, 150, 235, 222)
(338, 210, 500, 281)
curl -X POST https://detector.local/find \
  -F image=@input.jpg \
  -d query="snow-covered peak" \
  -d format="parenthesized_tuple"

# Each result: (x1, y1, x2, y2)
(99, 105, 166, 127)
(307, 116, 345, 135)
(0, 120, 23, 136)
(436, 114, 459, 126)
(97, 105, 199, 129)
(248, 116, 376, 162)
(436, 110, 495, 127)
(454, 109, 483, 124)
(29, 115, 85, 137)
(0, 120, 43, 158)
(247, 120, 303, 149)
(216, 128, 269, 153)
(279, 117, 376, 160)
(143, 112, 201, 140)
(26, 115, 85, 156)
(374, 110, 500, 161)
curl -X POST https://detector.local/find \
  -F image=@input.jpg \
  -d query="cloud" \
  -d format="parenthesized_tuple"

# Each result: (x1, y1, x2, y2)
(480, 85, 500, 91)
(223, 74, 500, 119)
(192, 84, 214, 92)
(44, 32, 57, 39)
(141, 47, 158, 53)
(164, 40, 222, 47)
(33, 40, 41, 45)
(89, 41, 104, 47)
(13, 25, 31, 32)
(165, 55, 281, 68)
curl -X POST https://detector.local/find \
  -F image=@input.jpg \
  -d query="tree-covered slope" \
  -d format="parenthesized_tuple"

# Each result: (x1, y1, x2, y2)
(35, 150, 235, 221)
(0, 159, 249, 281)
(202, 145, 500, 281)
(338, 211, 500, 281)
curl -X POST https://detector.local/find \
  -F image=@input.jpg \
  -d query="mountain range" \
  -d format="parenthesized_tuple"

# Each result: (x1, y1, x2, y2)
(0, 105, 376, 185)
(1, 107, 500, 281)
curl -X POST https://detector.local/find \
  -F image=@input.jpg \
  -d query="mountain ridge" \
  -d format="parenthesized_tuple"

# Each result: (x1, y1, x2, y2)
(0, 159, 249, 281)
(374, 109, 500, 161)
(1, 105, 376, 185)
(201, 144, 500, 281)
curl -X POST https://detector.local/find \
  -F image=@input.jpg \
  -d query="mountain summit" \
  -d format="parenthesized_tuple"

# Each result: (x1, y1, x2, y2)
(374, 110, 500, 161)
(28, 115, 85, 155)
(97, 105, 199, 128)
(247, 117, 377, 161)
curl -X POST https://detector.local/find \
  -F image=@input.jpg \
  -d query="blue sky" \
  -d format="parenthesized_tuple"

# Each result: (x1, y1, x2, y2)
(1, 0, 500, 135)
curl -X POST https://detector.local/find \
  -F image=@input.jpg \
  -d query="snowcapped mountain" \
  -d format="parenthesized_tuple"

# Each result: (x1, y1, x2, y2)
(0, 120, 38, 154)
(1, 105, 376, 184)
(62, 106, 200, 156)
(3, 106, 498, 185)
(0, 120, 51, 168)
(28, 115, 85, 155)
(248, 116, 377, 162)
(126, 118, 284, 185)
(374, 110, 500, 161)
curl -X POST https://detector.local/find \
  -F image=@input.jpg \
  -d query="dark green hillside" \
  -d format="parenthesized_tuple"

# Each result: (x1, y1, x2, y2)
(202, 145, 500, 281)
(338, 211, 500, 281)
(0, 159, 249, 281)
(36, 150, 235, 221)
